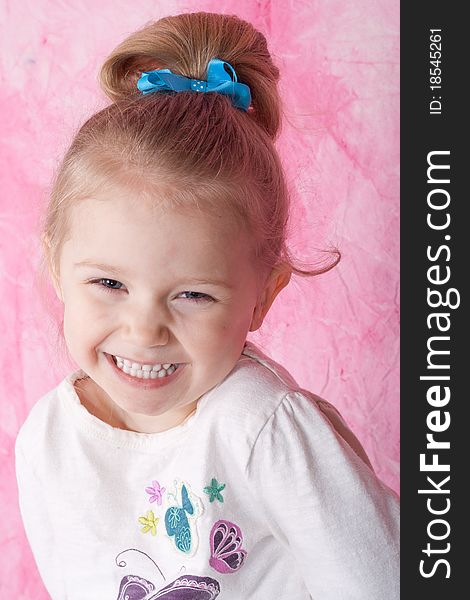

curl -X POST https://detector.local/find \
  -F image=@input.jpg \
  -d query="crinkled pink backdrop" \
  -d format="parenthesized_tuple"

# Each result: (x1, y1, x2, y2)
(0, 0, 399, 595)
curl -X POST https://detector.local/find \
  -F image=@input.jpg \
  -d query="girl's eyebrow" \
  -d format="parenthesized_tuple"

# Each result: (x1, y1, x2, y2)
(74, 260, 233, 288)
(74, 261, 123, 276)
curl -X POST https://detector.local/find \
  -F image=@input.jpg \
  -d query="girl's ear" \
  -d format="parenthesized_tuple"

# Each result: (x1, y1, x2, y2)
(249, 264, 291, 332)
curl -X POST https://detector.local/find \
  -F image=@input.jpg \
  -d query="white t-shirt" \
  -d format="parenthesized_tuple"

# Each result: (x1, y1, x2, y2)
(15, 341, 399, 599)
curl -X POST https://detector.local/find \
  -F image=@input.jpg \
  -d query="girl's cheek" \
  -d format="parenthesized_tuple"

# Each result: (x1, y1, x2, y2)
(69, 291, 114, 321)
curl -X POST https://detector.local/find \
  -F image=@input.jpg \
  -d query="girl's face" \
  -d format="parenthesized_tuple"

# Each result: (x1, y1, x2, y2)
(55, 188, 285, 433)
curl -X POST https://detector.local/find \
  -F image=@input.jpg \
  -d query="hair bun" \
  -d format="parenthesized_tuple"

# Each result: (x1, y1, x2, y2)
(99, 12, 283, 139)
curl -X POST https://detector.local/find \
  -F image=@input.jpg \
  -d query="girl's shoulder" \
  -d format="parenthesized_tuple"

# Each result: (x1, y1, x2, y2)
(240, 341, 300, 390)
(222, 342, 374, 471)
(15, 369, 85, 464)
(232, 340, 337, 418)
(205, 341, 323, 440)
(209, 340, 302, 423)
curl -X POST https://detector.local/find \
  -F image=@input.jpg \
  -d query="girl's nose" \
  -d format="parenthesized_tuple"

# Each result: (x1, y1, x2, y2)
(122, 305, 171, 347)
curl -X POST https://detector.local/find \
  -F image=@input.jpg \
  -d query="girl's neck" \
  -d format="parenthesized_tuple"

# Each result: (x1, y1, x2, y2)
(73, 376, 197, 433)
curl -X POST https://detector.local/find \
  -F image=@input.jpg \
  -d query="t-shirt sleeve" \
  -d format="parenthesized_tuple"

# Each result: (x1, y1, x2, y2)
(245, 391, 400, 599)
(15, 432, 65, 600)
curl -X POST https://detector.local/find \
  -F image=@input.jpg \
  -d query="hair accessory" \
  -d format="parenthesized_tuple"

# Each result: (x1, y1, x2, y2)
(137, 58, 251, 112)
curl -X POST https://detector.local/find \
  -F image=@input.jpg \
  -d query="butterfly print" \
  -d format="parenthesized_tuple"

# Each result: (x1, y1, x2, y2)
(116, 574, 220, 599)
(165, 480, 203, 556)
(116, 574, 155, 600)
(209, 520, 247, 574)
(115, 549, 220, 599)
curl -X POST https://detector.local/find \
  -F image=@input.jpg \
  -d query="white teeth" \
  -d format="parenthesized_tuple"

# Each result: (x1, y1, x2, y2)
(114, 356, 169, 371)
(112, 354, 178, 380)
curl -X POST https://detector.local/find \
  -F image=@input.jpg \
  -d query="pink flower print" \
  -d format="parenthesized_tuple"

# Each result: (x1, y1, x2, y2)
(146, 480, 166, 505)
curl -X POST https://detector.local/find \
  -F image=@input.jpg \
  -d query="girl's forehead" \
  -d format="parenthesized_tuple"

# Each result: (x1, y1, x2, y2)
(55, 188, 264, 313)
(63, 194, 251, 267)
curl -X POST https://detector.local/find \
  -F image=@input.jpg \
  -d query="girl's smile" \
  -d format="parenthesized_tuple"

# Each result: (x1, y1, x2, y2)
(105, 351, 186, 389)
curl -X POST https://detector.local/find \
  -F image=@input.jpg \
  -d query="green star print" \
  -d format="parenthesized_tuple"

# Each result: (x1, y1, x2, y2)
(203, 478, 226, 503)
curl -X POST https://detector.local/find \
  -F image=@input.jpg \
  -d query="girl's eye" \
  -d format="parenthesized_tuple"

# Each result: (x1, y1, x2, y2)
(91, 278, 125, 293)
(89, 281, 214, 303)
(178, 291, 214, 303)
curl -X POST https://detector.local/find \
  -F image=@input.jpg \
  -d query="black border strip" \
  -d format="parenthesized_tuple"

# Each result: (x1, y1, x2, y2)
(401, 3, 465, 596)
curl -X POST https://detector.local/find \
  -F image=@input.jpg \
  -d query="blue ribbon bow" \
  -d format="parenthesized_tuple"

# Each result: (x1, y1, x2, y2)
(136, 58, 251, 112)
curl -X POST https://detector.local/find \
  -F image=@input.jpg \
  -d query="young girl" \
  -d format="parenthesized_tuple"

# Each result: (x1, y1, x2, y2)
(15, 11, 399, 600)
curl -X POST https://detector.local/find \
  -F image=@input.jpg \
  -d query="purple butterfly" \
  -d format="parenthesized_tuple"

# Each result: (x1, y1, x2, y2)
(209, 520, 247, 574)
(115, 549, 220, 599)
(116, 574, 220, 600)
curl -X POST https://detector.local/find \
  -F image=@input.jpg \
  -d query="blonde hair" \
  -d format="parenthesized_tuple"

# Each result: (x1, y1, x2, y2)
(40, 11, 339, 287)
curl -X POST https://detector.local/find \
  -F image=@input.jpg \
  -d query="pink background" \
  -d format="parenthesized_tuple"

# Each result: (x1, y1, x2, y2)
(0, 0, 399, 595)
